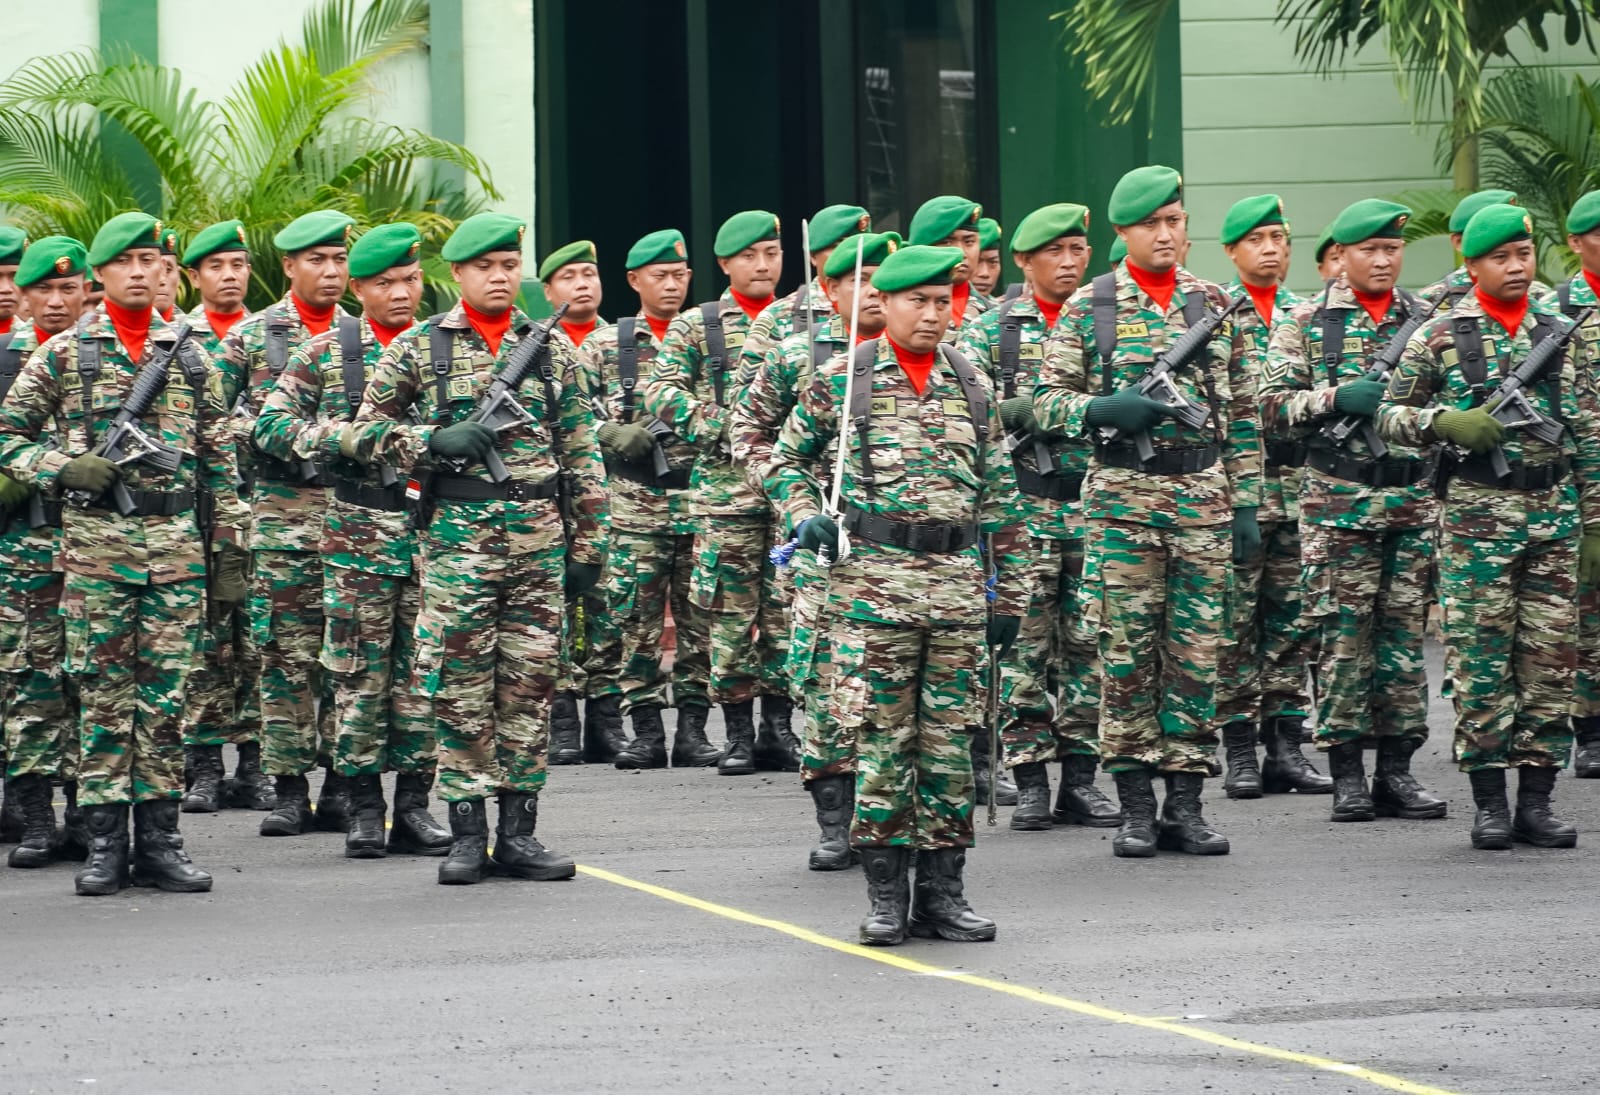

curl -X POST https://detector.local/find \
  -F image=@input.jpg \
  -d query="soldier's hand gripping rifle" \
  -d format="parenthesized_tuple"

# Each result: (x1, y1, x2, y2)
(1096, 294, 1248, 462)
(1321, 293, 1444, 459)
(66, 330, 191, 515)
(441, 301, 569, 483)
(590, 396, 674, 480)
(1476, 305, 1596, 479)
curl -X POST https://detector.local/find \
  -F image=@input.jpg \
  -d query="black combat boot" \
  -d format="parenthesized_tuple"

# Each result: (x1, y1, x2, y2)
(130, 800, 212, 892)
(807, 774, 856, 871)
(753, 695, 801, 771)
(671, 704, 722, 767)
(1468, 768, 1512, 850)
(388, 771, 451, 855)
(228, 741, 276, 810)
(548, 691, 583, 766)
(1111, 769, 1158, 858)
(718, 700, 757, 775)
(1372, 737, 1447, 819)
(614, 705, 668, 769)
(491, 792, 576, 880)
(7, 774, 58, 868)
(1157, 773, 1230, 855)
(1572, 716, 1600, 778)
(1260, 717, 1333, 794)
(1512, 766, 1577, 848)
(313, 767, 353, 833)
(1, 777, 24, 842)
(59, 781, 89, 862)
(74, 803, 130, 896)
(1054, 754, 1122, 826)
(858, 846, 910, 946)
(971, 729, 1018, 806)
(909, 848, 997, 942)
(1009, 762, 1053, 831)
(582, 694, 627, 764)
(437, 798, 490, 885)
(1220, 723, 1263, 799)
(181, 745, 226, 813)
(259, 774, 314, 836)
(1327, 742, 1376, 822)
(344, 773, 387, 859)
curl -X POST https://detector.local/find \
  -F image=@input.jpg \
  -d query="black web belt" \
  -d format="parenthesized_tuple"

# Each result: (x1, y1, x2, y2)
(1453, 456, 1570, 491)
(842, 503, 978, 554)
(333, 480, 407, 512)
(1265, 440, 1308, 469)
(431, 473, 560, 503)
(1308, 448, 1435, 489)
(254, 454, 337, 487)
(1014, 464, 1084, 502)
(1096, 443, 1221, 475)
(88, 489, 195, 516)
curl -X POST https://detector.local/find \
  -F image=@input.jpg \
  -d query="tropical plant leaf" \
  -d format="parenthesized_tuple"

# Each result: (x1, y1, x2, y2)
(1052, 0, 1174, 129)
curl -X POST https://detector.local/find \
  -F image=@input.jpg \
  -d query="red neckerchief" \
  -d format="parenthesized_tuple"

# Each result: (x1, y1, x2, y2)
(0, 317, 12, 336)
(560, 318, 597, 348)
(206, 309, 245, 342)
(462, 300, 513, 357)
(291, 292, 336, 337)
(644, 314, 672, 341)
(1583, 269, 1600, 302)
(160, 308, 175, 322)
(32, 325, 51, 347)
(1475, 286, 1528, 336)
(1127, 261, 1177, 313)
(105, 298, 152, 362)
(1243, 282, 1278, 327)
(368, 317, 410, 347)
(729, 289, 772, 321)
(951, 281, 972, 326)
(1034, 295, 1064, 330)
(1352, 287, 1394, 326)
(887, 336, 935, 394)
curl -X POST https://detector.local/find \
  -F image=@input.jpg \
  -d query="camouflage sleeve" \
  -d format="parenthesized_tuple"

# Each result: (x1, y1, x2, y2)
(573, 331, 606, 409)
(979, 388, 1031, 617)
(1372, 328, 1446, 446)
(0, 340, 72, 489)
(197, 364, 252, 546)
(253, 332, 332, 462)
(1259, 306, 1337, 435)
(763, 366, 837, 535)
(554, 340, 611, 565)
(1032, 307, 1097, 436)
(349, 331, 429, 468)
(955, 320, 994, 383)
(730, 338, 800, 491)
(737, 306, 780, 385)
(215, 324, 257, 452)
(1218, 316, 1264, 509)
(1565, 338, 1600, 529)
(640, 313, 722, 446)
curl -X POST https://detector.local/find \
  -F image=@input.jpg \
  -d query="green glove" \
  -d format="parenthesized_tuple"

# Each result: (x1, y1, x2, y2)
(1581, 533, 1600, 588)
(1433, 406, 1505, 455)
(986, 613, 1021, 656)
(597, 421, 656, 461)
(798, 514, 840, 553)
(59, 454, 118, 495)
(1232, 507, 1261, 564)
(209, 542, 252, 623)
(1331, 379, 1387, 417)
(0, 472, 29, 509)
(428, 421, 497, 461)
(565, 561, 602, 595)
(1083, 386, 1173, 434)
(998, 396, 1038, 435)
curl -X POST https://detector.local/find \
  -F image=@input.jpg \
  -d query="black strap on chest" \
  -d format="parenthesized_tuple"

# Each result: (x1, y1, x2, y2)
(1315, 289, 1415, 385)
(1559, 280, 1580, 319)
(264, 305, 293, 376)
(76, 315, 103, 443)
(996, 299, 1023, 400)
(338, 316, 366, 421)
(701, 301, 728, 407)
(616, 317, 642, 422)
(1452, 312, 1563, 414)
(1090, 272, 1205, 392)
(810, 330, 836, 369)
(0, 333, 20, 401)
(427, 314, 452, 424)
(843, 340, 990, 500)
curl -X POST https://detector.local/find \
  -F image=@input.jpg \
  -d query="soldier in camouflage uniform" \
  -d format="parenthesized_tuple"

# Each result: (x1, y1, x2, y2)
(255, 223, 451, 859)
(0, 225, 27, 843)
(0, 236, 88, 868)
(153, 228, 180, 323)
(344, 212, 607, 886)
(908, 196, 994, 341)
(0, 211, 252, 895)
(765, 244, 1028, 946)
(1378, 202, 1600, 850)
(1560, 189, 1600, 777)
(1210, 195, 1330, 799)
(739, 204, 869, 372)
(957, 204, 1121, 832)
(641, 210, 797, 775)
(971, 217, 1003, 301)
(579, 229, 719, 771)
(1259, 199, 1446, 825)
(177, 220, 271, 813)
(1313, 227, 1340, 286)
(1034, 165, 1263, 859)
(1417, 190, 1553, 313)
(218, 210, 353, 837)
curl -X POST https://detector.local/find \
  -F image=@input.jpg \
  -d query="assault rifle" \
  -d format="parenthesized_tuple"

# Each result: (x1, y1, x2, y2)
(441, 301, 569, 483)
(1477, 306, 1596, 479)
(67, 330, 190, 515)
(1321, 294, 1444, 458)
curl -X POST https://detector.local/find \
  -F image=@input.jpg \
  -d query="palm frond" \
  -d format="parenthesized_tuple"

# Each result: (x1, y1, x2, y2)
(1053, 0, 1174, 129)
(300, 0, 430, 77)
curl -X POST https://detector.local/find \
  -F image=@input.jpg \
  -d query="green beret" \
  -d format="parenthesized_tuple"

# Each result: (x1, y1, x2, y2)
(1461, 203, 1534, 260)
(441, 212, 526, 262)
(823, 232, 901, 279)
(1220, 194, 1286, 246)
(537, 239, 598, 281)
(1450, 189, 1517, 233)
(0, 227, 26, 266)
(714, 210, 781, 258)
(349, 223, 422, 279)
(16, 236, 88, 287)
(88, 211, 164, 266)
(183, 219, 250, 266)
(908, 195, 982, 245)
(977, 217, 1002, 251)
(1109, 238, 1127, 265)
(1107, 165, 1183, 227)
(1330, 199, 1410, 245)
(159, 227, 179, 256)
(274, 210, 355, 254)
(626, 228, 688, 269)
(1314, 226, 1336, 263)
(869, 245, 963, 292)
(1568, 190, 1600, 236)
(1010, 204, 1090, 253)
(808, 205, 871, 252)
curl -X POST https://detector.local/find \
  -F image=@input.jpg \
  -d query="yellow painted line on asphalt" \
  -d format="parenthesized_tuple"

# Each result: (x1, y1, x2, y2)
(577, 864, 1463, 1095)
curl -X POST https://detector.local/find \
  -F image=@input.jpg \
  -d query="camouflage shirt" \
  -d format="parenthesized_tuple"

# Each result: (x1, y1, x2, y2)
(0, 325, 62, 572)
(346, 303, 608, 562)
(1376, 291, 1600, 542)
(254, 316, 418, 576)
(739, 277, 833, 378)
(945, 284, 995, 344)
(1033, 263, 1262, 529)
(1259, 281, 1439, 531)
(0, 305, 251, 584)
(764, 336, 1031, 627)
(731, 312, 850, 493)
(1227, 277, 1305, 524)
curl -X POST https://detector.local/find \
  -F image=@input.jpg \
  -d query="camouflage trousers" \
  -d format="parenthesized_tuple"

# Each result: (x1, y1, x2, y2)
(1002, 535, 1100, 768)
(253, 549, 332, 776)
(1215, 519, 1314, 728)
(0, 569, 78, 780)
(607, 528, 711, 713)
(182, 602, 262, 748)
(831, 617, 980, 849)
(1301, 524, 1432, 748)
(1084, 519, 1229, 775)
(689, 516, 788, 704)
(61, 572, 203, 806)
(1574, 586, 1600, 719)
(412, 544, 561, 801)
(1439, 531, 1577, 771)
(789, 560, 850, 782)
(322, 562, 435, 777)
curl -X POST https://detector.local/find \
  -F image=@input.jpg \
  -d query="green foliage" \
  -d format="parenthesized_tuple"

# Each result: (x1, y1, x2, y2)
(1052, 0, 1174, 128)
(0, 0, 498, 311)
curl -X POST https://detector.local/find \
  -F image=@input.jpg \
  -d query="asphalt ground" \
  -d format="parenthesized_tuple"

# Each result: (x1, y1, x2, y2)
(4, 643, 1599, 1095)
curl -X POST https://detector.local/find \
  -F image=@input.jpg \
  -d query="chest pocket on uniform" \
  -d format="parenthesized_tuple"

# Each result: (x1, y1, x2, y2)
(860, 400, 908, 487)
(934, 398, 981, 488)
